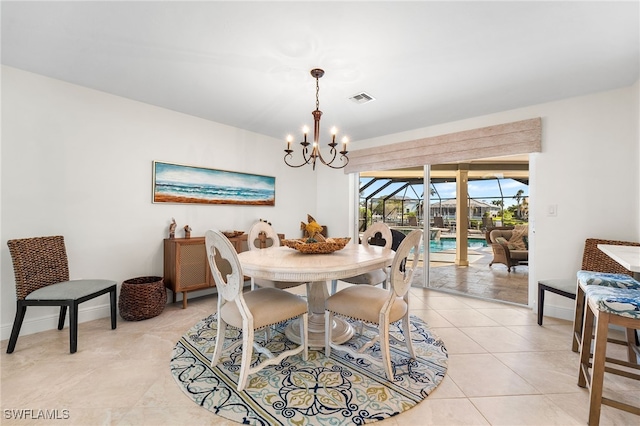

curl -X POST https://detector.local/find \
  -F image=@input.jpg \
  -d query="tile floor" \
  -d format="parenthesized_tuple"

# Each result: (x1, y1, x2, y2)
(2, 287, 639, 425)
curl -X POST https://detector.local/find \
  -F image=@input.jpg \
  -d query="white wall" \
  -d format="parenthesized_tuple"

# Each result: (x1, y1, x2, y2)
(3, 66, 638, 340)
(315, 164, 352, 238)
(1, 66, 320, 339)
(635, 80, 640, 232)
(336, 84, 640, 320)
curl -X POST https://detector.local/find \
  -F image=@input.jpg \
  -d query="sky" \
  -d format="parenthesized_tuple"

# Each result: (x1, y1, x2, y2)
(361, 178, 529, 208)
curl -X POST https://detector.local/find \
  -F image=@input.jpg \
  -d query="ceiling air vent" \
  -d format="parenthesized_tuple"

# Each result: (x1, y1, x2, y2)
(349, 92, 376, 104)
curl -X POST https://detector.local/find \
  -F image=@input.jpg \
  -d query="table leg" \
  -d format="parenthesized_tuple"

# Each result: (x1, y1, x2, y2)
(285, 281, 354, 349)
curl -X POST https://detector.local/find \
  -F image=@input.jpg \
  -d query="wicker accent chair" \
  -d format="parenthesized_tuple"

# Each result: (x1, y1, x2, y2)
(6, 236, 117, 354)
(205, 230, 308, 391)
(247, 221, 309, 292)
(488, 228, 528, 272)
(325, 229, 423, 380)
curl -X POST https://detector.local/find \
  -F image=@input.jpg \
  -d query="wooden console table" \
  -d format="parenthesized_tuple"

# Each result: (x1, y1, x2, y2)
(163, 233, 282, 308)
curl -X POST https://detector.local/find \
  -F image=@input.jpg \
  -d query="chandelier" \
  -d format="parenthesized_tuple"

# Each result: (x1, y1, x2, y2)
(284, 68, 349, 170)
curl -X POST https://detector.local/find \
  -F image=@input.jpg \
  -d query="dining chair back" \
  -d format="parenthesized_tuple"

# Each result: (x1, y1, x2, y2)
(390, 229, 407, 271)
(247, 221, 309, 291)
(330, 222, 393, 294)
(389, 229, 422, 299)
(362, 221, 393, 249)
(247, 221, 280, 250)
(325, 229, 423, 380)
(6, 235, 117, 353)
(390, 229, 407, 252)
(205, 230, 308, 391)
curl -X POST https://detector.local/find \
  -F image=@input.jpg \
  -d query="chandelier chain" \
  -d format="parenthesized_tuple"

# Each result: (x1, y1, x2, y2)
(316, 76, 320, 111)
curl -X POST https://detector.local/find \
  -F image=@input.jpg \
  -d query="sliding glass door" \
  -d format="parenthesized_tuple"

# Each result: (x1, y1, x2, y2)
(357, 156, 529, 305)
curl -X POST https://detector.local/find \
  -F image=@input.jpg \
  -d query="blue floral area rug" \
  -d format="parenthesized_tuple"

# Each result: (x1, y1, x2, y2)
(170, 314, 448, 425)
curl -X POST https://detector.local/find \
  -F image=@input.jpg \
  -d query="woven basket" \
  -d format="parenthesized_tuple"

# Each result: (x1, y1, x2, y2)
(119, 276, 166, 321)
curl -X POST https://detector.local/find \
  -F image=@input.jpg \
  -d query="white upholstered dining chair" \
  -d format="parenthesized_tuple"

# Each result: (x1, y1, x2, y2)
(330, 222, 393, 294)
(204, 229, 308, 391)
(325, 229, 423, 380)
(247, 221, 310, 292)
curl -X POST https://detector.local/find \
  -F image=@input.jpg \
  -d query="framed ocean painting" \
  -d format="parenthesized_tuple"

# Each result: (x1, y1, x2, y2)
(152, 161, 275, 206)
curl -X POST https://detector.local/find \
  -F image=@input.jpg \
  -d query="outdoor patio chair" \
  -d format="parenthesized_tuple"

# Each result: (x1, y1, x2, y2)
(481, 216, 494, 230)
(488, 227, 528, 272)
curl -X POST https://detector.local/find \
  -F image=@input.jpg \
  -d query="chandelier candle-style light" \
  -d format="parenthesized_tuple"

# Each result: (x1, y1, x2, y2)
(284, 68, 349, 170)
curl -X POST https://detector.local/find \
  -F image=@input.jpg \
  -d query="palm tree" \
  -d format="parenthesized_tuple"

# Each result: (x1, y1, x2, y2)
(513, 189, 525, 219)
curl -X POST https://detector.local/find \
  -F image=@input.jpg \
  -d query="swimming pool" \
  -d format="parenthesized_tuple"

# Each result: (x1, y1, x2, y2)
(429, 238, 488, 252)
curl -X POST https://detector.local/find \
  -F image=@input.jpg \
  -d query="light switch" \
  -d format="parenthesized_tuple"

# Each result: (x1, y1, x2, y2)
(547, 204, 557, 217)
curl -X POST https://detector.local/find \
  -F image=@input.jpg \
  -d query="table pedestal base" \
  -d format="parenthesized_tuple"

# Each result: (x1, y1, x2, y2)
(284, 280, 354, 349)
(285, 314, 354, 349)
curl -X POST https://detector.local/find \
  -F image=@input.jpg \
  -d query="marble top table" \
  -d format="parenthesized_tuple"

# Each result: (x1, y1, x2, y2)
(237, 243, 395, 348)
(597, 244, 640, 278)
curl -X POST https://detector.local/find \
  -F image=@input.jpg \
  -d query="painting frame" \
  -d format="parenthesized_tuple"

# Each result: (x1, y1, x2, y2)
(152, 161, 276, 206)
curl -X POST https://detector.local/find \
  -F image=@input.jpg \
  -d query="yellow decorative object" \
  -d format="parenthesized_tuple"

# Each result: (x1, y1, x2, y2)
(307, 221, 322, 235)
(300, 214, 326, 242)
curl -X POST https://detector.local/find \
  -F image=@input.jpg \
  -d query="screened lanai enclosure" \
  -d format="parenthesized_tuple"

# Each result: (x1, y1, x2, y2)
(359, 161, 529, 232)
(359, 157, 530, 305)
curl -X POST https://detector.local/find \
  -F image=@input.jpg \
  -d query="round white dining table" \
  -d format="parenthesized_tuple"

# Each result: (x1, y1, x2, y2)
(237, 243, 395, 348)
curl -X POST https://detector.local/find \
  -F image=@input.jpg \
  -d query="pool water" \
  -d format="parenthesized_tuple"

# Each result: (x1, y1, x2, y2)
(429, 238, 487, 253)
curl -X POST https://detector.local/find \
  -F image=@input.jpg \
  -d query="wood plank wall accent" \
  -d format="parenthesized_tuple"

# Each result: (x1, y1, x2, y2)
(344, 118, 541, 173)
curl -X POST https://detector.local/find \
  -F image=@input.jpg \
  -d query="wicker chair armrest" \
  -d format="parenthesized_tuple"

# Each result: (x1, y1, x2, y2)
(492, 240, 511, 251)
(491, 242, 510, 262)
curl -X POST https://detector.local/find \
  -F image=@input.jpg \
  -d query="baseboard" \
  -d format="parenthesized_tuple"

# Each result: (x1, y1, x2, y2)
(536, 302, 575, 322)
(0, 303, 113, 341)
(0, 284, 237, 342)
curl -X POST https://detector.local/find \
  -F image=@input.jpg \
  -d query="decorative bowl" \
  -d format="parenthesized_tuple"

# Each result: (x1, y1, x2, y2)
(222, 230, 245, 238)
(281, 237, 351, 254)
